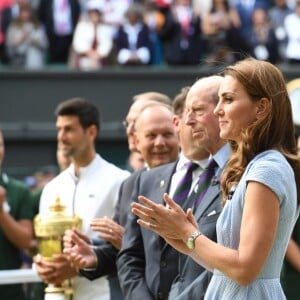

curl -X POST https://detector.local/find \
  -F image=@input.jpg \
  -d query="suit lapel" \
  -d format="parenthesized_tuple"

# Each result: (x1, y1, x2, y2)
(152, 162, 177, 205)
(150, 162, 177, 251)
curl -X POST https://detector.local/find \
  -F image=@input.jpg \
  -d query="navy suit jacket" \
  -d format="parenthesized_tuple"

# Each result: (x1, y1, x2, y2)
(117, 161, 179, 300)
(169, 147, 230, 300)
(115, 23, 153, 64)
(162, 9, 203, 65)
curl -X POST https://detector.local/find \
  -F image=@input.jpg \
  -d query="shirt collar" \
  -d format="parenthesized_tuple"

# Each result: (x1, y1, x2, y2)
(67, 154, 99, 180)
(211, 143, 231, 169)
(176, 152, 209, 171)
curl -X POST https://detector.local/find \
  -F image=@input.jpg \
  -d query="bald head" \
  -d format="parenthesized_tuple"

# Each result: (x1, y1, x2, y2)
(185, 75, 225, 155)
(133, 92, 172, 106)
(134, 102, 173, 131)
(125, 92, 172, 152)
(188, 76, 223, 105)
(134, 104, 179, 168)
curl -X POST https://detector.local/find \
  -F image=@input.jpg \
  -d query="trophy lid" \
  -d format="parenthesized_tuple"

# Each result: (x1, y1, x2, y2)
(34, 196, 82, 238)
(49, 196, 66, 213)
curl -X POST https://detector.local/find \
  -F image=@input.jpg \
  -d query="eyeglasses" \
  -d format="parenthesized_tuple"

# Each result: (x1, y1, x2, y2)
(122, 120, 129, 128)
(122, 119, 135, 129)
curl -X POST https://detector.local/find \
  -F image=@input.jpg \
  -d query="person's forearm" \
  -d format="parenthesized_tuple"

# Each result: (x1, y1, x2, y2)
(286, 238, 300, 272)
(189, 251, 213, 272)
(0, 212, 33, 249)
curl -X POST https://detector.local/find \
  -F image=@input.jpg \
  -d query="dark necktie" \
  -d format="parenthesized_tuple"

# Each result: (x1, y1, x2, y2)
(173, 161, 199, 207)
(92, 25, 98, 50)
(192, 159, 217, 210)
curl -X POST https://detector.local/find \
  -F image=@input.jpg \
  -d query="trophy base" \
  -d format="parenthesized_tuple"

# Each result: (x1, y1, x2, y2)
(44, 284, 73, 300)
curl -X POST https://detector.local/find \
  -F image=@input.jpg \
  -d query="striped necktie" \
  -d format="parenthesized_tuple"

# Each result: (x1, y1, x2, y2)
(173, 161, 199, 207)
(192, 159, 217, 210)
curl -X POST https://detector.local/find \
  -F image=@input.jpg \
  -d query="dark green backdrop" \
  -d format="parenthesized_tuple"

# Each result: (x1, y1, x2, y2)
(0, 64, 299, 178)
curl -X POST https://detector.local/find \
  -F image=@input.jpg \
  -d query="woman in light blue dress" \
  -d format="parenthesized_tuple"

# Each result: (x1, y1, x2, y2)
(131, 58, 300, 299)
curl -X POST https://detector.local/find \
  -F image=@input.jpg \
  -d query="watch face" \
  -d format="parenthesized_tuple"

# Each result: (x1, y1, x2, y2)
(186, 231, 201, 250)
(186, 237, 194, 250)
(287, 78, 300, 125)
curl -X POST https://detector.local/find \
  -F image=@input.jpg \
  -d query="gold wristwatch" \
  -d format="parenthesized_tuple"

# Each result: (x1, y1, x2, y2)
(186, 230, 202, 250)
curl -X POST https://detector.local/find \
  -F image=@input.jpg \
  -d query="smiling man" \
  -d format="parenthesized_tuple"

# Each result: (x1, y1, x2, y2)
(133, 103, 180, 169)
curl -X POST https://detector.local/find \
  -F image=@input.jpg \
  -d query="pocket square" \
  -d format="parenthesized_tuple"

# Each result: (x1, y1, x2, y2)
(207, 210, 216, 217)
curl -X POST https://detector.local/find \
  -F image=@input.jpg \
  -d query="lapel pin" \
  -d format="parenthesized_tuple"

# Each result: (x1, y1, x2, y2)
(160, 180, 165, 188)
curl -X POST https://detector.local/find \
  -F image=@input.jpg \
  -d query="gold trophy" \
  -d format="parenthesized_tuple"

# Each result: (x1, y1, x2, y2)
(34, 196, 82, 300)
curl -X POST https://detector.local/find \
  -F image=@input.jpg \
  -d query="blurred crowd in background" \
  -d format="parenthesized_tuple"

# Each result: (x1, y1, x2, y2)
(0, 0, 300, 70)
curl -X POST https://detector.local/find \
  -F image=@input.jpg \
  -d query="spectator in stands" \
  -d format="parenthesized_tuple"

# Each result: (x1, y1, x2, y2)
(201, 0, 244, 65)
(161, 0, 204, 65)
(115, 3, 152, 65)
(0, 0, 30, 64)
(0, 128, 34, 300)
(192, 0, 212, 18)
(143, 0, 166, 64)
(249, 6, 279, 64)
(37, 0, 80, 64)
(5, 2, 48, 68)
(70, 0, 114, 70)
(100, 0, 131, 37)
(268, 0, 292, 62)
(284, 0, 300, 64)
(230, 0, 271, 42)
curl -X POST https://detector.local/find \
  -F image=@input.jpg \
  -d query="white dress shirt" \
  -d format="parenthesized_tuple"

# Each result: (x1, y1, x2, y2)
(39, 154, 130, 300)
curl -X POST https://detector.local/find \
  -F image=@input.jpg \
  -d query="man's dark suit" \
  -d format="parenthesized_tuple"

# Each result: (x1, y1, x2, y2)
(169, 146, 230, 300)
(117, 161, 179, 300)
(80, 168, 145, 300)
(37, 0, 80, 63)
(115, 23, 153, 64)
(161, 9, 204, 65)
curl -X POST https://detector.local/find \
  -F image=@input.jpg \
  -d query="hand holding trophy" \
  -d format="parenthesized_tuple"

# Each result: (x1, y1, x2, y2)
(34, 196, 82, 300)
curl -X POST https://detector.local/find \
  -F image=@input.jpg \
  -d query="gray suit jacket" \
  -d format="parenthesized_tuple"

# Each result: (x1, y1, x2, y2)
(169, 146, 230, 300)
(117, 161, 179, 300)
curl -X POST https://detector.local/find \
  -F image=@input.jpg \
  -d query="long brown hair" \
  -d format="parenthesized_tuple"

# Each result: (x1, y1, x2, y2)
(221, 58, 300, 205)
(12, 3, 40, 29)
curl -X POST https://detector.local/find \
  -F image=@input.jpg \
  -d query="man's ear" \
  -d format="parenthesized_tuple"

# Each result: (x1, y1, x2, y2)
(133, 132, 140, 152)
(88, 124, 98, 140)
(256, 97, 271, 118)
(173, 115, 180, 129)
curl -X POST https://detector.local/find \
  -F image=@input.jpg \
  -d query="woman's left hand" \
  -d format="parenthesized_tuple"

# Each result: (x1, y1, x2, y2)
(131, 193, 197, 242)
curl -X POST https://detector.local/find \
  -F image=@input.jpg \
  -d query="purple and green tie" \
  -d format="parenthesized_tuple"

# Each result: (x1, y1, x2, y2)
(173, 161, 199, 207)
